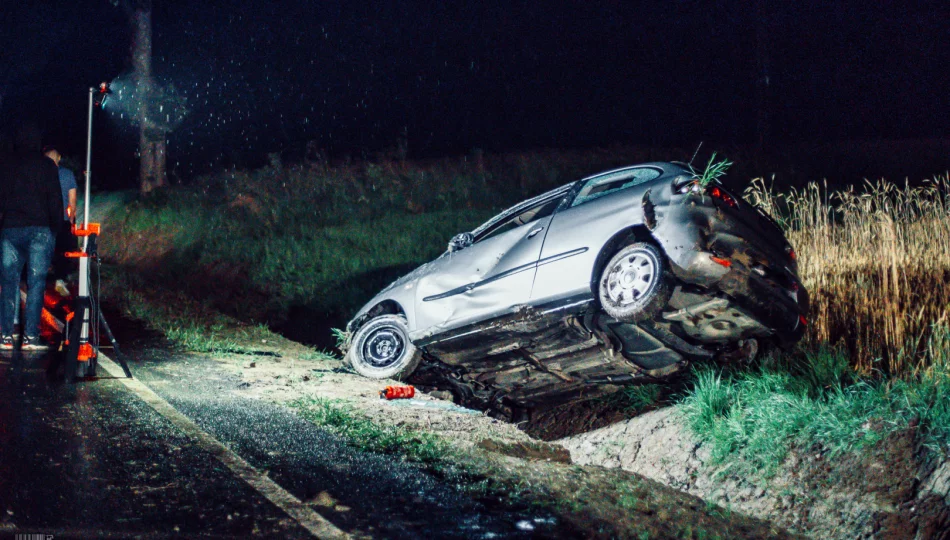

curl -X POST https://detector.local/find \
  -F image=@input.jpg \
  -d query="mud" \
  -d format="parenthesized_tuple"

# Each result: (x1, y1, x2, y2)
(524, 389, 671, 440)
(475, 439, 573, 464)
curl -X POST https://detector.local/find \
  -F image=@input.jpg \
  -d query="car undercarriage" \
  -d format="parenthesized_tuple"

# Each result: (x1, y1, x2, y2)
(408, 284, 770, 418)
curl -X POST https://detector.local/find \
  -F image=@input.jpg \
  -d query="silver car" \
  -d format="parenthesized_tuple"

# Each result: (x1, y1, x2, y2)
(343, 162, 808, 412)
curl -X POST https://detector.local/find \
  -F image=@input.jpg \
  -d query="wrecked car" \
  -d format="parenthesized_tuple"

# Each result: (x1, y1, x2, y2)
(343, 162, 808, 415)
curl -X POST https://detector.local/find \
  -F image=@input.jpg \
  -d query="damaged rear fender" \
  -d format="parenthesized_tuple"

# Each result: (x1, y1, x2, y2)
(650, 198, 730, 287)
(588, 225, 660, 293)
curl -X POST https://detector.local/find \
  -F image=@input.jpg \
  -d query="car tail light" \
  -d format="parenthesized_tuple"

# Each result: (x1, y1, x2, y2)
(707, 186, 738, 208)
(799, 315, 808, 327)
(786, 246, 797, 261)
(710, 255, 732, 268)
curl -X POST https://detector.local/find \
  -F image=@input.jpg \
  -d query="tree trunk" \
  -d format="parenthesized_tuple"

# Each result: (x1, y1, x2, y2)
(131, 1, 165, 193)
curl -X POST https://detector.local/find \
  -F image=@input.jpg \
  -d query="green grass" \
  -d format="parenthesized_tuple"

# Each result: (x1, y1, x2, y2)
(601, 383, 666, 414)
(107, 193, 494, 328)
(690, 152, 733, 188)
(680, 331, 950, 475)
(289, 396, 449, 464)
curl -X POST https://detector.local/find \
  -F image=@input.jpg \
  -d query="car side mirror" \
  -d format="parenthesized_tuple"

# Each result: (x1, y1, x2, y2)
(448, 232, 474, 253)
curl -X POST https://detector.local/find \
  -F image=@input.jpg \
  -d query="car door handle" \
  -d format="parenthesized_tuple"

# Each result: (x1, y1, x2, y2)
(527, 226, 544, 238)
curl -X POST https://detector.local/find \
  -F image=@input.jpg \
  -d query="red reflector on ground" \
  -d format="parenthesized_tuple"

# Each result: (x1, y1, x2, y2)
(380, 385, 415, 400)
(710, 255, 732, 268)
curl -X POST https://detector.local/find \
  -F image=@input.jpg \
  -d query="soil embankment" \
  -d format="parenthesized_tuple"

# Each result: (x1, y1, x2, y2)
(560, 407, 950, 538)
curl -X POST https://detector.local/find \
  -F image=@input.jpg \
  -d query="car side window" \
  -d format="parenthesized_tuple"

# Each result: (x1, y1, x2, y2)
(474, 198, 560, 244)
(571, 168, 662, 207)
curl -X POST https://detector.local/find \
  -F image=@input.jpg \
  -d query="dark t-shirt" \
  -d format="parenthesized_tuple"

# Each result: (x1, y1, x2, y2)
(58, 167, 78, 220)
(0, 154, 62, 232)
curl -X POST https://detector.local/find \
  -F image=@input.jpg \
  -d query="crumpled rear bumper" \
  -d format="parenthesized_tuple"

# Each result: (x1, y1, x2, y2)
(651, 199, 808, 347)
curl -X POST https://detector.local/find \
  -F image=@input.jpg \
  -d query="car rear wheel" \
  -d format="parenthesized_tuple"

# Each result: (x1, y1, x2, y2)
(346, 314, 423, 380)
(599, 242, 672, 322)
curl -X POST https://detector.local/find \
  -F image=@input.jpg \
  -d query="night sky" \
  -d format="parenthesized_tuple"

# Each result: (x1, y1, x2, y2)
(1, 1, 948, 186)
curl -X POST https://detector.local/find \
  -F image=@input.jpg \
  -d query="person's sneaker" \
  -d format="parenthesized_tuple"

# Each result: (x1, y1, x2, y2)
(0, 335, 13, 349)
(21, 336, 49, 351)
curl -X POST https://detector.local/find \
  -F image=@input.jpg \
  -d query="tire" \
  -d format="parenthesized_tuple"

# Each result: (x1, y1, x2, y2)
(598, 242, 672, 322)
(345, 314, 423, 380)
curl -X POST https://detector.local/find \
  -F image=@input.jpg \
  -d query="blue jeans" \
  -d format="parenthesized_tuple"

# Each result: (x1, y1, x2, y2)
(1, 227, 54, 338)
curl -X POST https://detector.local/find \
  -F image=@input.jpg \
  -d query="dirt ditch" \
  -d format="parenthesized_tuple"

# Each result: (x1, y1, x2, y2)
(560, 406, 950, 539)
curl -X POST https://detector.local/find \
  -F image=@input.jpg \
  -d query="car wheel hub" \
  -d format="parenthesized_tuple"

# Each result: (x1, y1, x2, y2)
(608, 252, 655, 305)
(362, 327, 405, 368)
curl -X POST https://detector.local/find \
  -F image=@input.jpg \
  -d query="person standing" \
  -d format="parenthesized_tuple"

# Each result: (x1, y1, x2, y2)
(0, 124, 61, 350)
(42, 146, 78, 295)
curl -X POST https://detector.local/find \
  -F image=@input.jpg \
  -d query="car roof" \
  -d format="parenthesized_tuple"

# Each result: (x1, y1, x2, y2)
(471, 162, 689, 237)
(576, 162, 688, 184)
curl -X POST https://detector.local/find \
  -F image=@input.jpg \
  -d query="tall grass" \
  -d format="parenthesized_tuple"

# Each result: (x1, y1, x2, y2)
(744, 174, 950, 376)
(678, 174, 950, 472)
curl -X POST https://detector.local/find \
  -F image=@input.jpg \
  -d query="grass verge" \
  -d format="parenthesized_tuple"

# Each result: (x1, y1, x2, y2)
(289, 396, 448, 464)
(680, 334, 950, 475)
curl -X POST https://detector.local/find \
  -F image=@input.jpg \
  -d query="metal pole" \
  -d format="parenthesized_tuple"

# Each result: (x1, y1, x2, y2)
(79, 88, 93, 347)
(84, 88, 93, 229)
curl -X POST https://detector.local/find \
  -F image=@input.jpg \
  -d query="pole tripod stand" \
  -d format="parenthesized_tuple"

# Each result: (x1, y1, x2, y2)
(56, 84, 133, 382)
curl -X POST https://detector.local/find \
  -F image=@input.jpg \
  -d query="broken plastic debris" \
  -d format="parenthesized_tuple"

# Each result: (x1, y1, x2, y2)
(384, 399, 480, 415)
(379, 385, 415, 400)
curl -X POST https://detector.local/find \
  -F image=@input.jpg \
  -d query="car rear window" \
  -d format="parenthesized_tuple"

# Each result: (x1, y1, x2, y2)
(571, 168, 662, 207)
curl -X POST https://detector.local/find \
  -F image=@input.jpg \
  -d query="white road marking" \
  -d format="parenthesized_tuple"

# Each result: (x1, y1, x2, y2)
(44, 307, 348, 538)
(94, 352, 350, 540)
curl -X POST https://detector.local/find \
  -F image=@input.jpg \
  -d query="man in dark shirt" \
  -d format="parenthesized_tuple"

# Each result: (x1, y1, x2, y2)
(0, 124, 61, 350)
(43, 146, 78, 293)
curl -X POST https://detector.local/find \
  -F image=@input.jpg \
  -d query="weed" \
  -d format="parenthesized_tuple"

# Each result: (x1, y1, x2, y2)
(299, 349, 337, 362)
(619, 384, 663, 412)
(331, 328, 350, 353)
(690, 152, 733, 188)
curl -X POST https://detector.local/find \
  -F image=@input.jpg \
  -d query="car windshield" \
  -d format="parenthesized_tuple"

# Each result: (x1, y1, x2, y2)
(572, 167, 661, 207)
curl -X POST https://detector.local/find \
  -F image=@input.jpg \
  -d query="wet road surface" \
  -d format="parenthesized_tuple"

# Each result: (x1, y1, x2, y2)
(0, 340, 571, 538)
(0, 350, 312, 538)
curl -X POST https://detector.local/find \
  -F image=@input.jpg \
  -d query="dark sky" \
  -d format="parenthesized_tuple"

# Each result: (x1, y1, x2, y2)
(1, 1, 948, 185)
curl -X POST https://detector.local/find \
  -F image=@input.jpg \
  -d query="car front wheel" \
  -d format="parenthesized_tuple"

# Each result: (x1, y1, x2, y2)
(599, 242, 672, 322)
(346, 314, 423, 380)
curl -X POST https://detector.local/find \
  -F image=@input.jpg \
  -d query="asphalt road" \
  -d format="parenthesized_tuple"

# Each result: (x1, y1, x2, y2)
(0, 340, 570, 539)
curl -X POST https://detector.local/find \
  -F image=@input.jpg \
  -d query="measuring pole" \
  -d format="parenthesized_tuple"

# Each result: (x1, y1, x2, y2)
(79, 89, 93, 341)
(61, 84, 131, 381)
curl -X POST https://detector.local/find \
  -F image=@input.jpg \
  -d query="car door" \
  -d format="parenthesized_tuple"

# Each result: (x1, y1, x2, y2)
(412, 191, 567, 335)
(531, 167, 664, 304)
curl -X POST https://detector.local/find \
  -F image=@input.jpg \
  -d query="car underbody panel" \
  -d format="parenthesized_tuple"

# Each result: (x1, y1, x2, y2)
(414, 288, 767, 409)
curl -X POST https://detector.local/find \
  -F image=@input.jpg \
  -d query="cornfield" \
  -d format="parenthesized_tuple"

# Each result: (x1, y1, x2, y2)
(744, 175, 950, 377)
